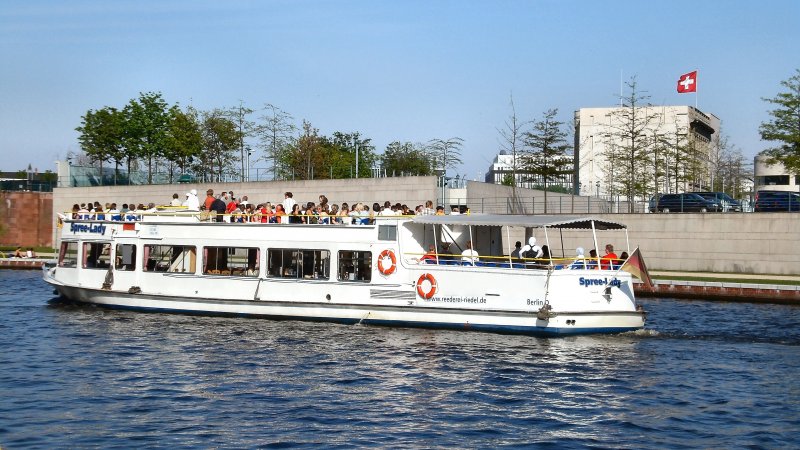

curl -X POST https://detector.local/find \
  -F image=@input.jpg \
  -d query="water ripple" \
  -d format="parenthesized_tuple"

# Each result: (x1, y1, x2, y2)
(1, 271, 799, 448)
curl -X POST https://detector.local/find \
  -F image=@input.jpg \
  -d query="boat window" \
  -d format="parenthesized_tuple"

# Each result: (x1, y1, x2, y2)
(338, 251, 372, 282)
(82, 242, 112, 269)
(115, 244, 137, 271)
(144, 245, 197, 273)
(378, 225, 397, 241)
(58, 241, 79, 268)
(203, 246, 259, 276)
(267, 249, 329, 280)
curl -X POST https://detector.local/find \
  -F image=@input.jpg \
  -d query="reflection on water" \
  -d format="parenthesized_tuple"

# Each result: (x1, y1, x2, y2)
(1, 271, 799, 448)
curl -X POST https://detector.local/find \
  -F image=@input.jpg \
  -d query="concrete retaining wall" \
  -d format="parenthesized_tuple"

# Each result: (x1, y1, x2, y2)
(465, 183, 800, 276)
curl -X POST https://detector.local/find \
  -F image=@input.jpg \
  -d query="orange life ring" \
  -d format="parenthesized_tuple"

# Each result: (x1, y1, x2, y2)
(416, 273, 437, 299)
(378, 249, 397, 275)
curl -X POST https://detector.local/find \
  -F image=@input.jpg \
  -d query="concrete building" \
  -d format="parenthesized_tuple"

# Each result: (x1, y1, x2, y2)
(574, 105, 720, 198)
(754, 154, 800, 192)
(484, 151, 573, 191)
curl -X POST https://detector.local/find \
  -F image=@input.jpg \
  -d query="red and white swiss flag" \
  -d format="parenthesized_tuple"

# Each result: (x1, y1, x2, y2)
(677, 71, 697, 93)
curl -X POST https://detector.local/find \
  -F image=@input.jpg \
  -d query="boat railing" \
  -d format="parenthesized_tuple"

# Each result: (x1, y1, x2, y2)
(407, 253, 620, 270)
(63, 208, 417, 224)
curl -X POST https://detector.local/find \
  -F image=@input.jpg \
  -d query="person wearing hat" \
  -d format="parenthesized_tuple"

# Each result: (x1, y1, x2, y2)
(183, 189, 200, 211)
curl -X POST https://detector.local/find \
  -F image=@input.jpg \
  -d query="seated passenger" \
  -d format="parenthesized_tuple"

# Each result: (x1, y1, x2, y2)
(419, 245, 437, 263)
(569, 247, 588, 269)
(461, 240, 479, 265)
(601, 244, 618, 270)
(510, 241, 522, 259)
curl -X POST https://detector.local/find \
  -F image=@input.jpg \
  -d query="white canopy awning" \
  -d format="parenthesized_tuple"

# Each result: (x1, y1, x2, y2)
(411, 214, 627, 230)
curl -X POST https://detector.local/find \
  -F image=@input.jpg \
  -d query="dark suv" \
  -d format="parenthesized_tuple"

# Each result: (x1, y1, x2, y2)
(656, 193, 721, 213)
(754, 190, 800, 212)
(693, 192, 742, 212)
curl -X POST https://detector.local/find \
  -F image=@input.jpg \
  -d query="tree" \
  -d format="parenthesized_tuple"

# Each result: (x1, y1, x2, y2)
(497, 94, 528, 190)
(277, 121, 326, 180)
(760, 69, 800, 174)
(257, 104, 296, 180)
(382, 141, 432, 176)
(521, 108, 573, 212)
(427, 137, 463, 178)
(224, 101, 256, 181)
(603, 77, 662, 211)
(75, 106, 126, 184)
(332, 131, 377, 178)
(124, 92, 171, 184)
(163, 106, 203, 181)
(657, 123, 691, 194)
(198, 109, 241, 182)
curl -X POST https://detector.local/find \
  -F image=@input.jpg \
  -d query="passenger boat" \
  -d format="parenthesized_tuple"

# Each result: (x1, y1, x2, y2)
(43, 213, 647, 336)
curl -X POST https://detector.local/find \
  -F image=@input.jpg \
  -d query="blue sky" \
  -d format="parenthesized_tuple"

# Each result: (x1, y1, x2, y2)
(1, 0, 798, 179)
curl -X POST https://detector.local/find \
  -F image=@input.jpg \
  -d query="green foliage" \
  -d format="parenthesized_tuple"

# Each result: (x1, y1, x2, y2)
(603, 77, 661, 212)
(196, 109, 242, 181)
(521, 108, 572, 212)
(124, 92, 171, 184)
(257, 104, 296, 179)
(500, 173, 515, 187)
(382, 141, 432, 176)
(164, 106, 203, 175)
(75, 106, 126, 176)
(760, 69, 800, 173)
(332, 131, 376, 178)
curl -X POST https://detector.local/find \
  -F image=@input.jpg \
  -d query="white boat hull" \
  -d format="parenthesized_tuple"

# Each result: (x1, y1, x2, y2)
(45, 214, 647, 337)
(47, 279, 645, 336)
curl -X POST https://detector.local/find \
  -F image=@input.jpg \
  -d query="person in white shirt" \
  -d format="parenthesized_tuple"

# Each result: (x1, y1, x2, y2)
(183, 189, 200, 211)
(170, 193, 182, 207)
(282, 192, 296, 215)
(461, 240, 479, 265)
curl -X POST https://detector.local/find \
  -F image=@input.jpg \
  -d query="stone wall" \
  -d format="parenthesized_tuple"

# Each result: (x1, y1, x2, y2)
(0, 191, 53, 247)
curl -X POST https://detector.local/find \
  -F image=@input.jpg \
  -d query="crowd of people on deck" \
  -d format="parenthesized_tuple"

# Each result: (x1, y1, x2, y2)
(67, 188, 629, 269)
(68, 189, 462, 225)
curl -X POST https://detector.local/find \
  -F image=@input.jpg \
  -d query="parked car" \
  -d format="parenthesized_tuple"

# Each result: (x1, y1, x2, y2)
(648, 194, 661, 213)
(693, 191, 742, 212)
(656, 193, 721, 213)
(754, 190, 800, 212)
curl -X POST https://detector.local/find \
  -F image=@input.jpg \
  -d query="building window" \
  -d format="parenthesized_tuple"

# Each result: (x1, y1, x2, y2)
(762, 175, 790, 186)
(378, 225, 397, 241)
(267, 249, 329, 279)
(58, 241, 78, 268)
(204, 246, 259, 276)
(145, 245, 197, 273)
(82, 242, 112, 269)
(115, 244, 137, 271)
(338, 251, 372, 282)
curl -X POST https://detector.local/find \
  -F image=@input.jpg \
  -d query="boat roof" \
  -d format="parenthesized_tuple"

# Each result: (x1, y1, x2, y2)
(411, 214, 626, 230)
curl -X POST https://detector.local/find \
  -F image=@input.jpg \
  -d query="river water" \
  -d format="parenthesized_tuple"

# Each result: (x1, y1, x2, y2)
(1, 269, 799, 448)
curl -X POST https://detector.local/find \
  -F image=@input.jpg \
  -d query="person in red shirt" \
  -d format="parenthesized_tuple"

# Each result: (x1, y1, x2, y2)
(204, 189, 215, 211)
(601, 244, 619, 270)
(419, 245, 437, 263)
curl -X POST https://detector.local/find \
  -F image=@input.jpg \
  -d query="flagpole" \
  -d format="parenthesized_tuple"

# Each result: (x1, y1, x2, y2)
(695, 68, 698, 109)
